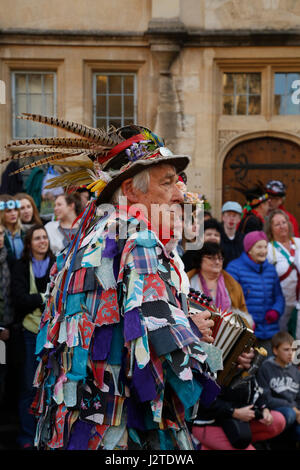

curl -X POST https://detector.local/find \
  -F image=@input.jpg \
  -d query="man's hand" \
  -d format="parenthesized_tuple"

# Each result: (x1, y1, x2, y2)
(237, 348, 255, 370)
(190, 310, 214, 343)
(259, 408, 273, 426)
(232, 405, 255, 422)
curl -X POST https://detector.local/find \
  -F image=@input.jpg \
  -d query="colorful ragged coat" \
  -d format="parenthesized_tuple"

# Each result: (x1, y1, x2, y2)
(32, 202, 222, 450)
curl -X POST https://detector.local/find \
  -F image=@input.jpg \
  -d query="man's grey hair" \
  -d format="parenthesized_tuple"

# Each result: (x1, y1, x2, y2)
(111, 168, 151, 204)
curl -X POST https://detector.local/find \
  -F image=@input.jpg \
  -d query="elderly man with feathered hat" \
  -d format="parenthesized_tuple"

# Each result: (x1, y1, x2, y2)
(2, 114, 223, 450)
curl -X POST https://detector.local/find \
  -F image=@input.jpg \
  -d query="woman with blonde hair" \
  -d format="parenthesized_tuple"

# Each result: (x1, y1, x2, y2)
(15, 192, 43, 232)
(266, 209, 300, 339)
(0, 194, 25, 266)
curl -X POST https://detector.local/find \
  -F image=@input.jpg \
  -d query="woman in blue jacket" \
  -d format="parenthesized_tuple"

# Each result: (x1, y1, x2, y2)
(226, 231, 285, 356)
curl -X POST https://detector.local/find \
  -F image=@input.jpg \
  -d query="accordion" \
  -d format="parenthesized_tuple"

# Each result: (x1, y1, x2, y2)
(188, 289, 257, 387)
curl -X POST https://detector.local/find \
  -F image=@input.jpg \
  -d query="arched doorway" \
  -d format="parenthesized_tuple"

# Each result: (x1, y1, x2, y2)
(222, 137, 300, 225)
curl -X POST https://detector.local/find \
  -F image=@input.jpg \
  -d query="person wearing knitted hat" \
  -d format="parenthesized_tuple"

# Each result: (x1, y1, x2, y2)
(226, 231, 285, 356)
(266, 180, 299, 237)
(235, 182, 269, 235)
(1, 113, 225, 450)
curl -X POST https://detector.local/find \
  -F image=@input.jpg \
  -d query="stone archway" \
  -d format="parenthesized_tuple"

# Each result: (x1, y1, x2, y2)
(222, 136, 300, 225)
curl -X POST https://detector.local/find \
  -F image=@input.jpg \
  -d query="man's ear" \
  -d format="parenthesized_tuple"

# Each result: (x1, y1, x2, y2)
(121, 178, 139, 204)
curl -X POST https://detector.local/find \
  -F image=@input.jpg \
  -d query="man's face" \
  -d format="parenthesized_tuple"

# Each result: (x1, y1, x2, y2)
(273, 342, 293, 367)
(222, 211, 241, 231)
(268, 196, 283, 212)
(204, 228, 221, 244)
(124, 164, 184, 238)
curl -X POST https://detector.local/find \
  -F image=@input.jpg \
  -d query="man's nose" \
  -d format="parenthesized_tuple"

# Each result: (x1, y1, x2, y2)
(172, 183, 184, 203)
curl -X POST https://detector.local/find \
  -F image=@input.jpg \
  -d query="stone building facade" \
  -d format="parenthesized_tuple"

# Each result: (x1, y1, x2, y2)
(1, 0, 300, 220)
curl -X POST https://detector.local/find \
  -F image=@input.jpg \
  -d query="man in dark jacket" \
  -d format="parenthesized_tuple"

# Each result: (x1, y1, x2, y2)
(220, 201, 244, 268)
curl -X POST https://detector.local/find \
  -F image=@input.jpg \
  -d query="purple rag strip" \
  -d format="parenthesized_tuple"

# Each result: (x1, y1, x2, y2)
(124, 308, 143, 342)
(67, 419, 94, 450)
(92, 325, 114, 360)
(102, 237, 118, 258)
(132, 362, 157, 402)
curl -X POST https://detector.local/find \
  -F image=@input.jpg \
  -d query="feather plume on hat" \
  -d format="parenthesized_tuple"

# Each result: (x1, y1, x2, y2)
(1, 113, 190, 202)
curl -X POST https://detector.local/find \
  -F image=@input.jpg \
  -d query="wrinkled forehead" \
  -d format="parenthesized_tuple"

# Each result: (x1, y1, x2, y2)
(149, 163, 177, 180)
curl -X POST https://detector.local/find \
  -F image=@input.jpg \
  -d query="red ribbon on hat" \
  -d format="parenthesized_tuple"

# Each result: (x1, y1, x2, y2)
(97, 134, 146, 164)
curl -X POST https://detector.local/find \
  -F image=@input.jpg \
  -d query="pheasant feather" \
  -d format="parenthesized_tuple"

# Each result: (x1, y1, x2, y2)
(8, 152, 91, 175)
(6, 137, 94, 149)
(18, 113, 124, 146)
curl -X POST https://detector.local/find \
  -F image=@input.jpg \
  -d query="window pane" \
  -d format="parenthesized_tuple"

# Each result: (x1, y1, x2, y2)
(287, 73, 300, 90)
(223, 74, 234, 94)
(45, 94, 54, 115)
(109, 75, 121, 94)
(15, 74, 26, 93)
(94, 73, 136, 128)
(274, 95, 283, 115)
(96, 95, 107, 115)
(236, 95, 247, 114)
(124, 95, 134, 117)
(124, 76, 134, 94)
(236, 74, 247, 94)
(15, 118, 27, 138)
(274, 73, 285, 95)
(30, 94, 43, 114)
(222, 73, 261, 115)
(28, 74, 42, 93)
(286, 96, 300, 114)
(249, 74, 261, 94)
(16, 94, 27, 114)
(12, 71, 56, 138)
(248, 95, 261, 115)
(96, 76, 107, 94)
(109, 95, 122, 116)
(44, 74, 54, 93)
(223, 95, 234, 115)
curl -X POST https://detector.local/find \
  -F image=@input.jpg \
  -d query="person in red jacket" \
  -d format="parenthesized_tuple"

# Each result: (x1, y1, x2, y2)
(266, 180, 299, 237)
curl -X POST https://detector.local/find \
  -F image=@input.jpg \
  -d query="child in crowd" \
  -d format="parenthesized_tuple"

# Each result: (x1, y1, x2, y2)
(257, 331, 300, 447)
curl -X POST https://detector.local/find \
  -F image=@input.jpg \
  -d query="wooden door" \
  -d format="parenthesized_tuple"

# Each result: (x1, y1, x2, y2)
(222, 137, 300, 225)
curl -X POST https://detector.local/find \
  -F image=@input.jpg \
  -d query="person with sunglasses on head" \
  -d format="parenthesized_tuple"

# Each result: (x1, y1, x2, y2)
(0, 195, 25, 268)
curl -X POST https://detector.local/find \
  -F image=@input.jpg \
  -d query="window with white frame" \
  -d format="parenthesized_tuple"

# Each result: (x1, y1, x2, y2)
(12, 71, 56, 138)
(222, 72, 261, 115)
(93, 73, 136, 130)
(274, 72, 300, 115)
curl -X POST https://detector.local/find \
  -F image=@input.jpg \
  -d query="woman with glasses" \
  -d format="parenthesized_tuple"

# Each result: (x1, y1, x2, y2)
(266, 209, 300, 339)
(187, 241, 251, 324)
(226, 231, 285, 355)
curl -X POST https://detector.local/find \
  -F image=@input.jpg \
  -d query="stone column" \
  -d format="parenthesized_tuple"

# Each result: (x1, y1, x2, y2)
(150, 41, 181, 148)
